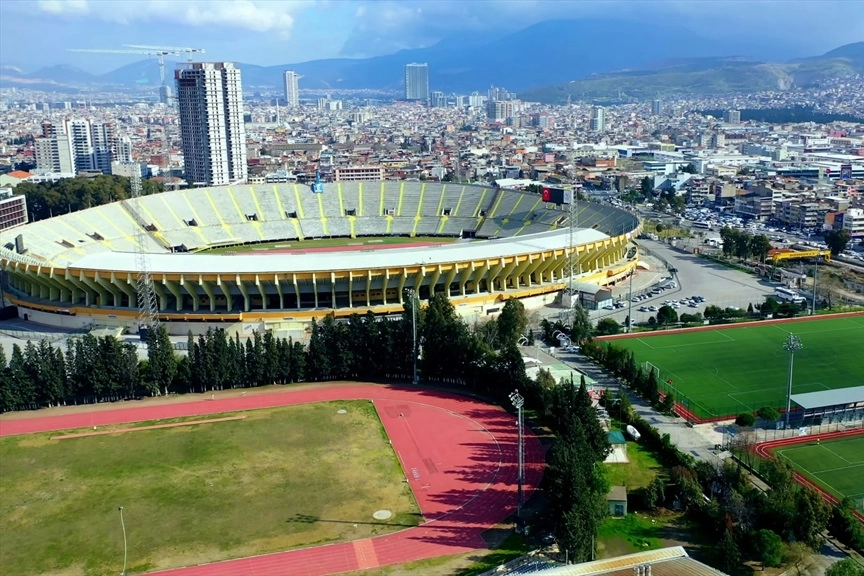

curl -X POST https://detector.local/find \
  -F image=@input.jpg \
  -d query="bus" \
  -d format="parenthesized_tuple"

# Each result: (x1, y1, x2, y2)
(774, 287, 806, 304)
(693, 221, 711, 230)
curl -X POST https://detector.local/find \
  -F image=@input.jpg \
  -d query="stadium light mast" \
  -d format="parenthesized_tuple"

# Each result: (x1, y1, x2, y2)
(509, 389, 525, 532)
(783, 333, 803, 428)
(404, 288, 419, 385)
(118, 506, 128, 576)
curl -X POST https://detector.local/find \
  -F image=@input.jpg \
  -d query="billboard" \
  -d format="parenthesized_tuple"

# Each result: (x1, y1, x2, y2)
(840, 164, 853, 180)
(541, 187, 573, 205)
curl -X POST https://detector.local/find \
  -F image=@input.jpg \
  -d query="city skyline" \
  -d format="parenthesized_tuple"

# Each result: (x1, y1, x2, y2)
(2, 1, 863, 74)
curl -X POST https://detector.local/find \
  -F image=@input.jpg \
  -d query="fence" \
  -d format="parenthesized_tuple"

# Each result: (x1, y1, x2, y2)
(659, 379, 790, 423)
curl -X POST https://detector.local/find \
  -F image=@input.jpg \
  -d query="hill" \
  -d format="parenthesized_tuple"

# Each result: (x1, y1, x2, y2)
(520, 43, 864, 103)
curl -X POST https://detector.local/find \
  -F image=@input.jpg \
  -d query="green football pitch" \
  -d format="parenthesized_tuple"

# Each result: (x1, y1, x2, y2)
(613, 315, 864, 420)
(774, 435, 864, 511)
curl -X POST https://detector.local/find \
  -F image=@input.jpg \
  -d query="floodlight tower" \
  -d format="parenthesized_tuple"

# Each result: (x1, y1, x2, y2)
(404, 288, 419, 385)
(129, 167, 159, 337)
(783, 333, 803, 428)
(509, 389, 525, 531)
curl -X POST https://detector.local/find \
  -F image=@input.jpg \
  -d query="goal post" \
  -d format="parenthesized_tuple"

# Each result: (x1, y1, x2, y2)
(643, 361, 660, 383)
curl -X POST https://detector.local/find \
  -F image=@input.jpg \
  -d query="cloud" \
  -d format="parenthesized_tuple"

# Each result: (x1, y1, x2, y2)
(32, 0, 312, 34)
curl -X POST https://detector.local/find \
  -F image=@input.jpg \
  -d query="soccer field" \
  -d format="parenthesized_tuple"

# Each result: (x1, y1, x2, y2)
(613, 315, 864, 419)
(775, 435, 864, 511)
(0, 401, 419, 576)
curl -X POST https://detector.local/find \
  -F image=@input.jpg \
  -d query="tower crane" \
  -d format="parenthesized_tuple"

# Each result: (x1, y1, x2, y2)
(67, 48, 179, 104)
(124, 45, 205, 63)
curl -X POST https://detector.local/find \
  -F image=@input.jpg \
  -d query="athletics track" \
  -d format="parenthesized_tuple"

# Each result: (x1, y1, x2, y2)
(0, 384, 544, 576)
(754, 428, 864, 523)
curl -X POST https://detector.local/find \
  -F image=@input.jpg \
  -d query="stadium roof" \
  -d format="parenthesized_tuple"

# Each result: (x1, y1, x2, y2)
(70, 228, 609, 275)
(790, 386, 864, 410)
(525, 546, 727, 576)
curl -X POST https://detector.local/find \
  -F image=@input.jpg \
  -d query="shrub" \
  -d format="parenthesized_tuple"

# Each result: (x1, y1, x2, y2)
(735, 412, 755, 427)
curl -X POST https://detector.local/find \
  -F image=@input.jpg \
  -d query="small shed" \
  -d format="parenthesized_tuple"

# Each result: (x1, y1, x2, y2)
(607, 486, 628, 517)
(607, 430, 627, 454)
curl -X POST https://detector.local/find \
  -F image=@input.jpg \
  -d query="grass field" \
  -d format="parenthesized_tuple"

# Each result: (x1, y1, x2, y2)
(775, 435, 864, 511)
(0, 401, 420, 576)
(613, 315, 864, 419)
(204, 236, 458, 254)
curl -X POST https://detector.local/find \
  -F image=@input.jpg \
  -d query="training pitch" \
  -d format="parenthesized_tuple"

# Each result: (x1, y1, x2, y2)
(611, 315, 864, 420)
(0, 401, 419, 576)
(773, 434, 864, 512)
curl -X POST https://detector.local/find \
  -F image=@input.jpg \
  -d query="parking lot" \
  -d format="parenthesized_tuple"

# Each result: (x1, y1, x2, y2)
(591, 239, 775, 325)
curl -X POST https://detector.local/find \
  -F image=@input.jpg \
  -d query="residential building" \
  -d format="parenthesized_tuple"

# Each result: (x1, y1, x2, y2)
(34, 134, 75, 174)
(333, 166, 385, 182)
(175, 62, 248, 186)
(430, 91, 446, 108)
(843, 207, 864, 238)
(0, 189, 27, 230)
(734, 190, 774, 220)
(486, 100, 514, 122)
(651, 99, 662, 116)
(725, 109, 741, 124)
(404, 63, 429, 101)
(590, 106, 606, 132)
(283, 70, 300, 107)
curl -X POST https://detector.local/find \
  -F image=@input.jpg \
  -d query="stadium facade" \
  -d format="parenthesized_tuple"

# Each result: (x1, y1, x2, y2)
(0, 182, 640, 335)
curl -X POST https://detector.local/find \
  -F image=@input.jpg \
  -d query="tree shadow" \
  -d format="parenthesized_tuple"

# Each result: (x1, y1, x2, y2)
(285, 512, 421, 529)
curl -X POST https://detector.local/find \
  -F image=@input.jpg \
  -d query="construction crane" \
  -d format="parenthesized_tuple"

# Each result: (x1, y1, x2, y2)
(68, 48, 178, 104)
(124, 45, 205, 63)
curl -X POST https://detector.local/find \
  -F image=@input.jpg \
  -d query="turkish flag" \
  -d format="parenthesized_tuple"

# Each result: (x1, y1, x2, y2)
(542, 188, 551, 202)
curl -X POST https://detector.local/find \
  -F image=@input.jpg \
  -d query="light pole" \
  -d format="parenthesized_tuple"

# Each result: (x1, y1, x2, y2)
(509, 389, 525, 532)
(404, 288, 419, 385)
(783, 334, 803, 429)
(118, 506, 128, 576)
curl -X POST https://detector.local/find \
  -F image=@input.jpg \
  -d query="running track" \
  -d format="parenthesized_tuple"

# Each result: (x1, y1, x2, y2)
(0, 384, 545, 576)
(754, 428, 864, 523)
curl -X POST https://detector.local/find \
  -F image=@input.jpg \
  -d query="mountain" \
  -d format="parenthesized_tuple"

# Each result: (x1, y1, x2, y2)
(0, 19, 811, 93)
(519, 43, 864, 103)
(1, 23, 859, 98)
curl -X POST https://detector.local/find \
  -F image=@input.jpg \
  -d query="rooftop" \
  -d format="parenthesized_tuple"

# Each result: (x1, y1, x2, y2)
(790, 386, 864, 410)
(530, 546, 728, 576)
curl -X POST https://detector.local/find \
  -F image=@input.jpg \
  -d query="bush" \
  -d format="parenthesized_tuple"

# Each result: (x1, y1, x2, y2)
(757, 406, 781, 422)
(735, 412, 755, 427)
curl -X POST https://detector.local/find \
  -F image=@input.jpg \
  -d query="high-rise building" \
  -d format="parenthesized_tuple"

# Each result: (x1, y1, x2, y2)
(651, 99, 663, 116)
(488, 86, 511, 102)
(34, 118, 120, 175)
(724, 109, 741, 124)
(175, 62, 248, 186)
(468, 92, 483, 108)
(430, 91, 446, 108)
(404, 63, 429, 101)
(486, 100, 514, 122)
(590, 106, 606, 132)
(283, 70, 300, 107)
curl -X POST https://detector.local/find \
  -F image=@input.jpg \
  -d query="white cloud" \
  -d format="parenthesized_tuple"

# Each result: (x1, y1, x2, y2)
(33, 0, 312, 34)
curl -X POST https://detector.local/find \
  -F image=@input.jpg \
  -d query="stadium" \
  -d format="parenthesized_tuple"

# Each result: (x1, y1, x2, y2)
(0, 181, 640, 335)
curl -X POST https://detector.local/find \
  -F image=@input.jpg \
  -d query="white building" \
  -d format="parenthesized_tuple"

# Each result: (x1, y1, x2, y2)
(843, 208, 864, 239)
(404, 63, 429, 101)
(0, 189, 27, 230)
(283, 70, 299, 107)
(591, 107, 606, 133)
(176, 62, 248, 186)
(34, 135, 75, 174)
(34, 119, 123, 176)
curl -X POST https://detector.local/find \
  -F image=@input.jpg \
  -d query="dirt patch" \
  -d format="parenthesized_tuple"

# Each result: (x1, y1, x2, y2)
(50, 415, 246, 439)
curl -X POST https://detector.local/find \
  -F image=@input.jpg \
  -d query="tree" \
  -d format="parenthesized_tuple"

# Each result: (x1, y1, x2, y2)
(824, 229, 851, 256)
(761, 296, 780, 317)
(826, 558, 864, 576)
(640, 176, 654, 196)
(752, 529, 784, 568)
(757, 406, 781, 422)
(679, 163, 698, 174)
(656, 305, 678, 327)
(496, 299, 527, 348)
(643, 476, 665, 510)
(783, 541, 813, 576)
(750, 234, 773, 262)
(660, 391, 676, 414)
(717, 529, 742, 573)
(735, 412, 755, 427)
(595, 317, 621, 336)
(146, 324, 177, 396)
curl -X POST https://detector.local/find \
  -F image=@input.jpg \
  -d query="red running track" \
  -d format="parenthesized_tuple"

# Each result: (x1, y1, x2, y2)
(0, 384, 544, 575)
(754, 428, 864, 523)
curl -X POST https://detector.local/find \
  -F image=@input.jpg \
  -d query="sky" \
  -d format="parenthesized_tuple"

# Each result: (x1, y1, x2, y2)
(1, 0, 862, 74)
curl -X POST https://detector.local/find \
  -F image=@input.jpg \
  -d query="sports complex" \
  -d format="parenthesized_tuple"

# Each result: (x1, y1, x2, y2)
(0, 182, 639, 334)
(603, 314, 864, 422)
(0, 383, 544, 576)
